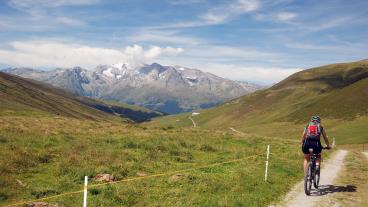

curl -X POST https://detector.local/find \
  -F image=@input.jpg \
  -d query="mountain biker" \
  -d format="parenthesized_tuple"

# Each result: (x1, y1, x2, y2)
(301, 116, 331, 173)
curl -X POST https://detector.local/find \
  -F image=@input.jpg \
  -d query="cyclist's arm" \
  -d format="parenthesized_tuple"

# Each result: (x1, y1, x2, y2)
(321, 128, 330, 147)
(301, 128, 307, 143)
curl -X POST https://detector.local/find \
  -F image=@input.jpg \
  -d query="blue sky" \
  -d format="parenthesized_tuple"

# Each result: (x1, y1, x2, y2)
(0, 0, 367, 84)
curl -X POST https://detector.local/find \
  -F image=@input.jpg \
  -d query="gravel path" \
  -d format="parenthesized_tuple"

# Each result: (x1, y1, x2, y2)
(188, 116, 196, 127)
(278, 150, 348, 207)
(363, 152, 368, 159)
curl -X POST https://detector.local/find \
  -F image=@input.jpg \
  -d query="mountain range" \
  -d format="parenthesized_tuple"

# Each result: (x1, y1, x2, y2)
(0, 71, 162, 122)
(2, 63, 261, 114)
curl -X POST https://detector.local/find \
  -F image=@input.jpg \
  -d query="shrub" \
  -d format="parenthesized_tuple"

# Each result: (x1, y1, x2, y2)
(199, 144, 217, 152)
(37, 152, 53, 163)
(0, 136, 7, 143)
(90, 188, 101, 196)
(31, 187, 58, 199)
(123, 140, 139, 149)
(0, 192, 8, 202)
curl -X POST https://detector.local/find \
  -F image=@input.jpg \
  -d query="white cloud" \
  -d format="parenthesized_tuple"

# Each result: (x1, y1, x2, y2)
(8, 0, 99, 11)
(199, 63, 302, 84)
(0, 40, 183, 68)
(0, 39, 296, 84)
(305, 17, 353, 31)
(280, 16, 356, 33)
(276, 12, 297, 21)
(286, 42, 334, 50)
(169, 0, 204, 5)
(235, 0, 261, 12)
(55, 17, 86, 26)
(187, 45, 281, 61)
(201, 0, 261, 24)
(155, 44, 283, 67)
(154, 45, 293, 84)
(285, 42, 368, 57)
(0, 40, 300, 84)
(127, 29, 202, 45)
(7, 0, 98, 27)
(151, 0, 261, 29)
(123, 45, 183, 65)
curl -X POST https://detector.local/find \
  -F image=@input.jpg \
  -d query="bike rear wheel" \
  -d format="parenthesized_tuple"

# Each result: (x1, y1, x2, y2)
(304, 164, 312, 195)
(314, 166, 320, 189)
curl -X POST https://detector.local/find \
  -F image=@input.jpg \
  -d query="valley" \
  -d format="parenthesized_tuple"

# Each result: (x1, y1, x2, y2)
(0, 60, 367, 206)
(1, 1, 367, 206)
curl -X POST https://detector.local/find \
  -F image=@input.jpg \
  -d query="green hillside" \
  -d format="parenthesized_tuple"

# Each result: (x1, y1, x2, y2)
(0, 70, 310, 206)
(0, 72, 162, 122)
(148, 60, 368, 144)
(0, 72, 304, 206)
(92, 99, 164, 122)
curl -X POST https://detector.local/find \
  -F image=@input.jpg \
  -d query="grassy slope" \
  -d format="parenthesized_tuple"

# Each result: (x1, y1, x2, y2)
(141, 60, 368, 207)
(148, 60, 368, 144)
(101, 99, 161, 113)
(77, 97, 163, 122)
(0, 115, 307, 207)
(0, 72, 162, 122)
(0, 72, 114, 121)
(0, 71, 307, 206)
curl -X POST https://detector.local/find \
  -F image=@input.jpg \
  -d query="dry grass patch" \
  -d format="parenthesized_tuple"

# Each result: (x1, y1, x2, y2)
(318, 150, 368, 207)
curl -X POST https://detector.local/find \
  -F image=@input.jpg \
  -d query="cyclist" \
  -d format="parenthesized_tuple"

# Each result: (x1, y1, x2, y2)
(301, 116, 331, 173)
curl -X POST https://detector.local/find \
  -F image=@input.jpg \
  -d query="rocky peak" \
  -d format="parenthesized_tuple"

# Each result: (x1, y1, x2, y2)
(139, 63, 167, 75)
(2, 63, 262, 114)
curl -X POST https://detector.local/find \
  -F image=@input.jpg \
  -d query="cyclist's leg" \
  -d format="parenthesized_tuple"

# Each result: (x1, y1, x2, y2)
(304, 154, 310, 173)
(302, 139, 311, 173)
(315, 140, 322, 167)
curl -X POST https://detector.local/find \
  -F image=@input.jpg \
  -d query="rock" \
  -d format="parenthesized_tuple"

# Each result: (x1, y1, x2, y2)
(136, 172, 147, 177)
(26, 202, 64, 207)
(94, 174, 114, 182)
(16, 179, 27, 187)
(169, 173, 187, 182)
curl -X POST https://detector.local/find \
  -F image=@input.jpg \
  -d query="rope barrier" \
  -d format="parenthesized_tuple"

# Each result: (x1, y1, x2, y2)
(227, 127, 299, 143)
(3, 154, 262, 207)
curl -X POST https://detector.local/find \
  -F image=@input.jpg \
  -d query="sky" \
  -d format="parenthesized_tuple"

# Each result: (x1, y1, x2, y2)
(0, 0, 367, 84)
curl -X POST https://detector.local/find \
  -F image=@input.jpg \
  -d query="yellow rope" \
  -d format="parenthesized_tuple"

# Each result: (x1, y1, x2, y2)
(3, 154, 261, 207)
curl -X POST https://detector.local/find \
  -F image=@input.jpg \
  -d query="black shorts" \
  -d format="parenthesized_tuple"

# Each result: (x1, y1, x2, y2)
(302, 139, 322, 154)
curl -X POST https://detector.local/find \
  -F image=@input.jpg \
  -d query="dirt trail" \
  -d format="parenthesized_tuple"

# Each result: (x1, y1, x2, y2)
(188, 116, 196, 127)
(278, 150, 348, 207)
(229, 127, 241, 133)
(363, 152, 368, 159)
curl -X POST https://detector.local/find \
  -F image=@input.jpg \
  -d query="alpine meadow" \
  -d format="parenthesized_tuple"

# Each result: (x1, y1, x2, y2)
(0, 1, 367, 207)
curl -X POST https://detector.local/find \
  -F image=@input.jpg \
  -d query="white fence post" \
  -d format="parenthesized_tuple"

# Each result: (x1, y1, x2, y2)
(264, 145, 270, 182)
(83, 176, 88, 207)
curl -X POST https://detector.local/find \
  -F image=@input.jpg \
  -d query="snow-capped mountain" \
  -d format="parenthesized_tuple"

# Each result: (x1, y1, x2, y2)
(3, 63, 262, 114)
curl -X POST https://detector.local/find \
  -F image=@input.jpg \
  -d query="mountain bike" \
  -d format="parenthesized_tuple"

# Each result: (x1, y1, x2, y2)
(304, 146, 330, 195)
